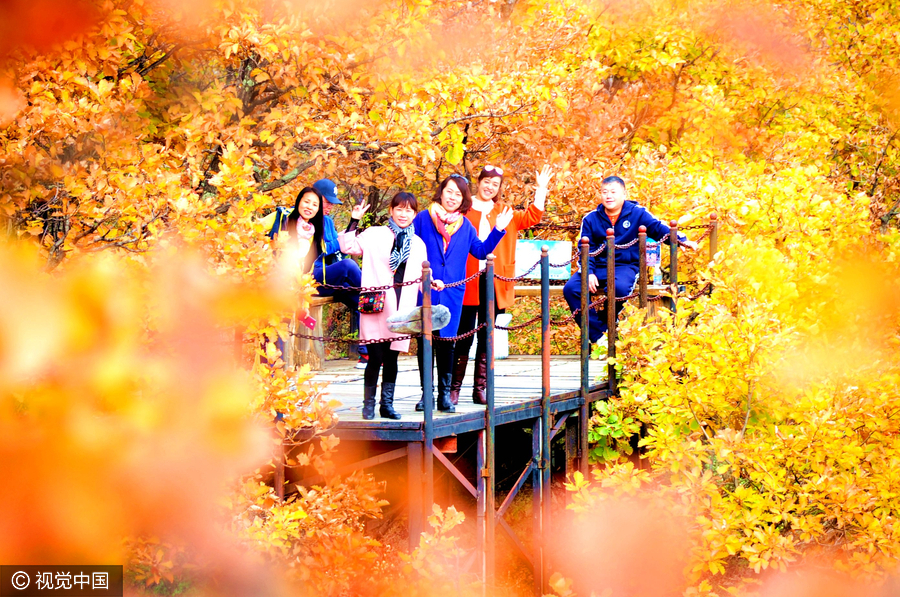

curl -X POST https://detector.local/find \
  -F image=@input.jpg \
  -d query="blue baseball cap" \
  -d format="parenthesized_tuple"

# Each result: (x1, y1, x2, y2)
(313, 179, 342, 205)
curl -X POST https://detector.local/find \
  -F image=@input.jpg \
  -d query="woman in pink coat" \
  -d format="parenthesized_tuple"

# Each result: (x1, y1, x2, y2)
(339, 192, 441, 420)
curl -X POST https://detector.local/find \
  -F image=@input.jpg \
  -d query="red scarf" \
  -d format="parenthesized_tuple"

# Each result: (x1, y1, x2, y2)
(429, 204, 463, 252)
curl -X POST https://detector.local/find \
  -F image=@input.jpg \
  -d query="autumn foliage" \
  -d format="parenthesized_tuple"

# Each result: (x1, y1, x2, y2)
(2, 0, 900, 595)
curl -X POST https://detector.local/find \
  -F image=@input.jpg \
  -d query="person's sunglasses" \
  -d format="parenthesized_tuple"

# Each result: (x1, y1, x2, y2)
(483, 165, 504, 175)
(449, 173, 467, 180)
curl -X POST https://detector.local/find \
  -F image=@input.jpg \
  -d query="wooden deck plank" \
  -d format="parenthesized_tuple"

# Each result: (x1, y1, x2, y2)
(300, 355, 607, 440)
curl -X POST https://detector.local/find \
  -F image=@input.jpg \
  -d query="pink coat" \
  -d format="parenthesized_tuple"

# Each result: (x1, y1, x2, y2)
(339, 226, 426, 352)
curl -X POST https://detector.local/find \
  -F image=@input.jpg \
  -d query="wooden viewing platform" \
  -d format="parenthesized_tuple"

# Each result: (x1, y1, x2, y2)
(317, 354, 607, 440)
(290, 354, 608, 595)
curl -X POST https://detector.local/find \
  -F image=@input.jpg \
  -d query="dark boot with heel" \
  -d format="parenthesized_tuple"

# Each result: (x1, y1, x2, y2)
(379, 382, 401, 420)
(449, 354, 468, 406)
(437, 371, 456, 413)
(472, 351, 487, 405)
(362, 385, 377, 420)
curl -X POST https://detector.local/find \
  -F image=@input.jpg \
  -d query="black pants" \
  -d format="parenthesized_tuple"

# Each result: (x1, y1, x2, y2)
(416, 331, 455, 389)
(456, 274, 505, 360)
(314, 259, 367, 355)
(364, 341, 399, 387)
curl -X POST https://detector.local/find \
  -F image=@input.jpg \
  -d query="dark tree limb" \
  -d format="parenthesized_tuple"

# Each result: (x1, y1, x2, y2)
(429, 105, 534, 137)
(257, 158, 318, 192)
(871, 129, 898, 196)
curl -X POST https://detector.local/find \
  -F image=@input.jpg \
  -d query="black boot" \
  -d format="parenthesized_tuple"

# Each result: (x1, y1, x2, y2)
(437, 371, 456, 412)
(449, 354, 468, 406)
(472, 350, 487, 405)
(379, 382, 402, 420)
(362, 385, 376, 420)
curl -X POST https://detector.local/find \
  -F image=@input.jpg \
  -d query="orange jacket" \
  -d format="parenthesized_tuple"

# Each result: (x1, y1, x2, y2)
(462, 203, 543, 309)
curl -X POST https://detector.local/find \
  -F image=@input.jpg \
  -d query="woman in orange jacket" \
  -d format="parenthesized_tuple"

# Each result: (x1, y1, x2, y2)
(450, 164, 553, 404)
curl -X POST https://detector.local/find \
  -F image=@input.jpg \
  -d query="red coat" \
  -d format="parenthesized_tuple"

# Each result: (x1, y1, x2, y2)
(462, 204, 543, 309)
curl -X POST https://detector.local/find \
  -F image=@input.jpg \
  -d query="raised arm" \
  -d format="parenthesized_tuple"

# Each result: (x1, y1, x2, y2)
(514, 165, 552, 230)
(642, 211, 690, 246)
(337, 203, 370, 256)
(468, 227, 506, 260)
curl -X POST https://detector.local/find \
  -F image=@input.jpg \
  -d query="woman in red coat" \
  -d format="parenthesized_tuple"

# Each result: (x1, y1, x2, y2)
(450, 165, 553, 404)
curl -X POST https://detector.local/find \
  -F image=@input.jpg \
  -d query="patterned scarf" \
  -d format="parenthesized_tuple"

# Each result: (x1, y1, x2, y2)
(387, 217, 413, 273)
(295, 219, 314, 241)
(429, 203, 463, 252)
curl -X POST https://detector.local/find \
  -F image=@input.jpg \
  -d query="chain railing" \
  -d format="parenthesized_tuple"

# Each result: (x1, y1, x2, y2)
(290, 331, 420, 345)
(316, 276, 424, 292)
(271, 213, 719, 351)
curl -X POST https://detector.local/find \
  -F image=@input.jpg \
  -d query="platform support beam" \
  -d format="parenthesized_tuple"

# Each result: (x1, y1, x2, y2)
(422, 262, 435, 524)
(565, 417, 578, 506)
(407, 442, 424, 551)
(531, 417, 543, 595)
(476, 429, 486, 581)
(484, 254, 497, 587)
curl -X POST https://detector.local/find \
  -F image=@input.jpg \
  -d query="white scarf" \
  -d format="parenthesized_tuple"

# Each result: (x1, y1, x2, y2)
(471, 198, 494, 241)
(471, 198, 494, 268)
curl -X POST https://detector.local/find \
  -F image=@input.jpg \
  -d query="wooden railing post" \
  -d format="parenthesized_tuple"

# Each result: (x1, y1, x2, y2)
(422, 260, 434, 541)
(531, 418, 542, 596)
(485, 254, 497, 585)
(669, 221, 679, 314)
(638, 226, 647, 309)
(709, 213, 718, 264)
(539, 246, 551, 593)
(578, 237, 590, 475)
(606, 228, 616, 397)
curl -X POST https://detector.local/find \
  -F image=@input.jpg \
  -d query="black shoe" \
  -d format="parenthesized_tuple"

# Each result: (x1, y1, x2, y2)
(379, 383, 402, 420)
(362, 385, 376, 420)
(414, 396, 435, 412)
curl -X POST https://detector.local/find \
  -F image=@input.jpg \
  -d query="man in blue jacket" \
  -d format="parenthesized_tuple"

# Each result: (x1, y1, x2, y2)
(563, 176, 698, 343)
(312, 178, 368, 366)
(313, 178, 343, 261)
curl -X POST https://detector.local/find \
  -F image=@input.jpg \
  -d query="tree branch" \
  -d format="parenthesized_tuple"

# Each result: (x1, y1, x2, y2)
(739, 380, 754, 440)
(257, 158, 318, 192)
(137, 44, 182, 77)
(429, 105, 534, 137)
(687, 399, 712, 443)
(870, 129, 898, 196)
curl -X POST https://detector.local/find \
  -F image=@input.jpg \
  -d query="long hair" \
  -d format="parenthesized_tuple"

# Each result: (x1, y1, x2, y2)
(287, 186, 325, 259)
(476, 166, 505, 204)
(433, 175, 473, 214)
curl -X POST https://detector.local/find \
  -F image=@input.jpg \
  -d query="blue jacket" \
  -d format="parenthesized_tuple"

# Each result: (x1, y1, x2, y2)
(321, 215, 342, 259)
(413, 210, 505, 336)
(578, 201, 686, 278)
(266, 208, 344, 266)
